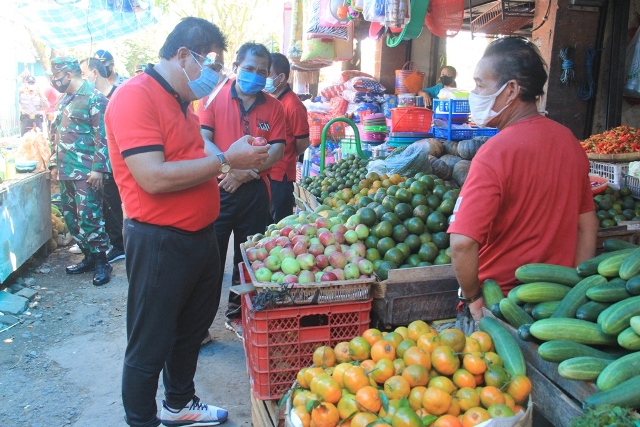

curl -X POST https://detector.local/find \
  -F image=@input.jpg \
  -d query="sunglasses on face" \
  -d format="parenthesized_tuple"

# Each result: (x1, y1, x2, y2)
(190, 50, 227, 74)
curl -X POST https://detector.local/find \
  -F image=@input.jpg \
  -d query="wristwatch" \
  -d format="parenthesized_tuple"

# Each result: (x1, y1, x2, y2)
(216, 152, 231, 174)
(458, 287, 483, 304)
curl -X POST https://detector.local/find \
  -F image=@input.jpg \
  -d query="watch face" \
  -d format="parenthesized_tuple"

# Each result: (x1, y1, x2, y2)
(221, 164, 231, 174)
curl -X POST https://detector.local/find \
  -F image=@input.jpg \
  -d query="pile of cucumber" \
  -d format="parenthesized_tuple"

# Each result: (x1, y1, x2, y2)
(482, 238, 640, 410)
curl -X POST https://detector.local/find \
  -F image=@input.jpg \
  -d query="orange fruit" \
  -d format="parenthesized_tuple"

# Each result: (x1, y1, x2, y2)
(431, 346, 461, 376)
(470, 331, 494, 352)
(446, 396, 461, 416)
(292, 405, 311, 427)
(310, 402, 340, 427)
(429, 375, 456, 394)
(407, 320, 431, 341)
(438, 329, 466, 352)
(350, 412, 378, 427)
(332, 363, 352, 388)
(313, 346, 337, 368)
(371, 340, 396, 362)
(334, 342, 352, 363)
(513, 404, 526, 414)
(417, 332, 441, 355)
(304, 367, 327, 388)
(379, 398, 402, 418)
(370, 358, 395, 384)
(383, 375, 411, 400)
(462, 352, 487, 375)
(309, 373, 331, 394)
(343, 365, 370, 394)
(382, 331, 404, 348)
(337, 393, 358, 419)
(460, 407, 491, 427)
(462, 337, 482, 354)
(393, 358, 407, 375)
(401, 364, 429, 387)
(355, 385, 382, 413)
(503, 393, 516, 411)
(484, 365, 509, 388)
(297, 368, 310, 389)
(455, 387, 481, 412)
(362, 328, 384, 347)
(415, 408, 430, 418)
(506, 375, 532, 403)
(391, 407, 423, 427)
(394, 326, 409, 339)
(403, 346, 432, 370)
(408, 386, 427, 411)
(422, 385, 452, 415)
(434, 414, 463, 427)
(293, 390, 311, 407)
(349, 337, 371, 361)
(474, 373, 484, 386)
(315, 377, 343, 404)
(452, 369, 476, 389)
(360, 359, 376, 375)
(479, 385, 506, 408)
(396, 339, 418, 358)
(483, 351, 503, 367)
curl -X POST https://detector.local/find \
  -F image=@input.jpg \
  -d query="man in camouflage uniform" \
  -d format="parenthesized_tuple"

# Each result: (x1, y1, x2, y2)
(49, 57, 112, 286)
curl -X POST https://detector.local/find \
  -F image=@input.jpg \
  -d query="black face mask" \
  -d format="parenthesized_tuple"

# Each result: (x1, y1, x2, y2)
(440, 76, 454, 86)
(52, 74, 71, 93)
(105, 65, 114, 78)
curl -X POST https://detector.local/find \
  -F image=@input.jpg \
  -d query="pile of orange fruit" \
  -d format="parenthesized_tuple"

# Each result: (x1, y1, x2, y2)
(289, 321, 531, 427)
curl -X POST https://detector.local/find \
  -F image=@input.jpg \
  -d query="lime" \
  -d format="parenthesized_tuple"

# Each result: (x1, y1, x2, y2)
(406, 254, 422, 267)
(426, 211, 447, 233)
(411, 194, 428, 208)
(620, 186, 632, 197)
(418, 174, 435, 190)
(438, 199, 456, 216)
(394, 203, 413, 220)
(433, 185, 448, 199)
(419, 232, 432, 244)
(386, 185, 400, 197)
(418, 244, 439, 262)
(358, 207, 377, 227)
(406, 217, 425, 235)
(434, 178, 445, 187)
(404, 234, 422, 253)
(413, 205, 432, 223)
(614, 214, 627, 223)
(382, 196, 400, 211)
(374, 221, 393, 238)
(434, 253, 451, 265)
(376, 260, 398, 280)
(443, 189, 460, 200)
(372, 192, 385, 204)
(623, 209, 636, 220)
(381, 212, 401, 227)
(418, 261, 432, 267)
(377, 237, 396, 255)
(395, 188, 412, 203)
(366, 248, 381, 262)
(409, 181, 428, 196)
(600, 219, 616, 228)
(426, 194, 442, 211)
(384, 247, 405, 265)
(358, 196, 373, 208)
(392, 224, 409, 243)
(364, 235, 379, 249)
(432, 232, 450, 249)
(396, 242, 411, 259)
(623, 197, 636, 210)
(374, 205, 391, 220)
(596, 210, 612, 221)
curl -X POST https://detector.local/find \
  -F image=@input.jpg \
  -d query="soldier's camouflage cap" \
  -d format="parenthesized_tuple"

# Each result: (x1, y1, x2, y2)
(50, 57, 80, 74)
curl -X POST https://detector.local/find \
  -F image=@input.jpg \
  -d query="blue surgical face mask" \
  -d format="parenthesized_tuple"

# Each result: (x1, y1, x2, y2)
(236, 69, 266, 95)
(184, 52, 221, 99)
(85, 72, 96, 90)
(264, 73, 283, 94)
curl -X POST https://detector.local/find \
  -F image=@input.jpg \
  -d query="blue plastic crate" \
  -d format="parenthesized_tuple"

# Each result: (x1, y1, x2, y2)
(433, 99, 470, 114)
(433, 126, 498, 141)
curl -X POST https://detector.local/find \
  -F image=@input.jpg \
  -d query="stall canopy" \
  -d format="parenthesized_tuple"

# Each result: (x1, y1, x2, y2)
(16, 0, 161, 49)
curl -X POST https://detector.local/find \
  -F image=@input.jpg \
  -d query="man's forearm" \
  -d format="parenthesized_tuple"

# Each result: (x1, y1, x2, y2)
(575, 211, 599, 265)
(450, 234, 480, 298)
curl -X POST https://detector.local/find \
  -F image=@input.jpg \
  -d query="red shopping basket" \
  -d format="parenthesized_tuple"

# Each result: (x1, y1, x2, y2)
(391, 107, 433, 133)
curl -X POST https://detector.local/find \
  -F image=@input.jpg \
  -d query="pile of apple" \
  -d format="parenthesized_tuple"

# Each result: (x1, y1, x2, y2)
(244, 214, 375, 284)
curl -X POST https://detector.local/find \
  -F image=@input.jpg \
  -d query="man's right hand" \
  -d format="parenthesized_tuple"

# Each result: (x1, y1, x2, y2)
(225, 135, 270, 170)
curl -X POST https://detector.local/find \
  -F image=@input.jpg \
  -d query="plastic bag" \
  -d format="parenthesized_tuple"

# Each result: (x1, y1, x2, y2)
(366, 141, 433, 176)
(629, 161, 640, 179)
(363, 0, 385, 23)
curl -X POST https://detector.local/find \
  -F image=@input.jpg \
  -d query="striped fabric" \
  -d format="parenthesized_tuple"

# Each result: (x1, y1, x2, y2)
(17, 1, 160, 49)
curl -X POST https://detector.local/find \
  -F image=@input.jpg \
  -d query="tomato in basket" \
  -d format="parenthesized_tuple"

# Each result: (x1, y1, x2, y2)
(590, 174, 608, 195)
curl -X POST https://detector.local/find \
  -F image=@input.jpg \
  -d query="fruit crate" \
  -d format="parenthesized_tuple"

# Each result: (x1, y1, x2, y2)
(589, 161, 629, 189)
(432, 126, 499, 141)
(390, 107, 433, 133)
(623, 173, 640, 198)
(242, 292, 372, 400)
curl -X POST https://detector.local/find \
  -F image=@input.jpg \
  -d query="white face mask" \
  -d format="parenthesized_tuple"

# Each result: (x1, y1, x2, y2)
(468, 81, 510, 128)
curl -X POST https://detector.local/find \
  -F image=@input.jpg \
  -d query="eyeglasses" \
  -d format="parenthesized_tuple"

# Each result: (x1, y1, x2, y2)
(190, 50, 227, 74)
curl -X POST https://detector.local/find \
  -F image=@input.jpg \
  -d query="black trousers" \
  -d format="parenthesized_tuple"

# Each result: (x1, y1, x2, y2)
(121, 219, 221, 427)
(269, 176, 295, 223)
(215, 178, 270, 318)
(20, 114, 44, 135)
(103, 174, 124, 250)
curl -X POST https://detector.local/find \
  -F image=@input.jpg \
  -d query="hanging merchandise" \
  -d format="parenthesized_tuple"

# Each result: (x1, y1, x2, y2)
(384, 0, 410, 30)
(395, 62, 425, 95)
(578, 45, 596, 101)
(559, 46, 576, 85)
(287, 0, 304, 59)
(424, 0, 464, 38)
(362, 0, 386, 23)
(386, 0, 430, 47)
(325, 0, 350, 25)
(307, 0, 350, 40)
(301, 38, 336, 63)
(333, 22, 354, 61)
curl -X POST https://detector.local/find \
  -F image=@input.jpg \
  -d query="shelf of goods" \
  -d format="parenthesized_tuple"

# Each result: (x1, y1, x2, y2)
(432, 99, 498, 141)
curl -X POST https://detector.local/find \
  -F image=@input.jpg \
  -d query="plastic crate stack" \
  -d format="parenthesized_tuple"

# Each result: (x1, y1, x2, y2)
(623, 173, 640, 198)
(590, 161, 629, 189)
(388, 107, 434, 148)
(360, 113, 388, 145)
(432, 99, 499, 141)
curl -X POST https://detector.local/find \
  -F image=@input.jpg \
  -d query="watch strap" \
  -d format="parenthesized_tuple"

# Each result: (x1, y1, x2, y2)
(458, 287, 483, 304)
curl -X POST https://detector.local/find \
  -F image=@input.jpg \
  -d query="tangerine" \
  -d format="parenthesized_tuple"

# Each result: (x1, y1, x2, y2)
(503, 393, 516, 411)
(462, 337, 482, 354)
(393, 359, 407, 375)
(355, 385, 382, 413)
(402, 364, 429, 387)
(304, 367, 327, 388)
(460, 407, 491, 427)
(407, 320, 431, 341)
(297, 368, 310, 389)
(452, 369, 476, 389)
(383, 375, 411, 400)
(446, 396, 461, 416)
(439, 329, 466, 352)
(309, 373, 331, 394)
(293, 390, 311, 407)
(310, 402, 340, 427)
(394, 326, 409, 339)
(408, 386, 427, 411)
(334, 342, 352, 363)
(428, 376, 456, 394)
(434, 414, 463, 427)
(506, 375, 532, 403)
(469, 331, 494, 352)
(313, 346, 337, 368)
(422, 385, 452, 415)
(462, 352, 487, 375)
(292, 405, 311, 427)
(455, 387, 481, 412)
(371, 340, 396, 362)
(379, 398, 402, 418)
(362, 328, 384, 347)
(396, 339, 418, 358)
(391, 407, 424, 427)
(360, 359, 376, 375)
(315, 377, 343, 404)
(417, 333, 441, 353)
(343, 365, 370, 394)
(483, 365, 509, 389)
(349, 337, 371, 361)
(382, 331, 404, 348)
(474, 373, 484, 386)
(483, 351, 503, 367)
(403, 346, 432, 370)
(337, 393, 358, 419)
(370, 358, 395, 384)
(431, 346, 460, 376)
(332, 363, 352, 388)
(350, 412, 378, 427)
(479, 386, 506, 408)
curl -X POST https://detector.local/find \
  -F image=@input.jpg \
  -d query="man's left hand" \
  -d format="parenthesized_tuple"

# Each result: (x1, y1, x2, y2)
(229, 169, 259, 184)
(219, 173, 242, 193)
(468, 297, 485, 321)
(87, 171, 104, 190)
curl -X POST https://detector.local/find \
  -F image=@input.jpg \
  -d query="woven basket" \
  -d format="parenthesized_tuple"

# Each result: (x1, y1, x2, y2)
(371, 280, 387, 299)
(395, 62, 425, 95)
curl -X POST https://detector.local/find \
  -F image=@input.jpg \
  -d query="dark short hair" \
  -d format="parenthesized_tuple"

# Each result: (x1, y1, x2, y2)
(236, 42, 271, 71)
(159, 17, 227, 60)
(81, 58, 108, 79)
(482, 36, 547, 102)
(442, 65, 457, 75)
(270, 52, 290, 80)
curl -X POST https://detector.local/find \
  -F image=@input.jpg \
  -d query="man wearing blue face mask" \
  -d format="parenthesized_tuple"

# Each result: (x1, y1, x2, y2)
(197, 42, 286, 338)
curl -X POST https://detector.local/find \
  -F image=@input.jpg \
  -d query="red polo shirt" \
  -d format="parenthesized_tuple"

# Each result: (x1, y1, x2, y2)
(196, 80, 286, 177)
(105, 67, 219, 231)
(270, 86, 309, 181)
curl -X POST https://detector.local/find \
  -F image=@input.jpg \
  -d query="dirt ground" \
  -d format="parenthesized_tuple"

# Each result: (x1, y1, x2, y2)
(0, 242, 254, 427)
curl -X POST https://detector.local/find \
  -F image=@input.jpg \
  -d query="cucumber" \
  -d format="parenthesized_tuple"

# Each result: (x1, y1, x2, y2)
(482, 279, 504, 309)
(537, 340, 619, 363)
(602, 238, 638, 251)
(597, 295, 640, 335)
(586, 279, 631, 302)
(499, 298, 535, 329)
(575, 301, 612, 322)
(478, 317, 526, 377)
(514, 282, 572, 303)
(517, 323, 538, 342)
(522, 302, 536, 317)
(551, 275, 607, 318)
(577, 248, 635, 277)
(507, 286, 523, 305)
(531, 301, 562, 320)
(529, 318, 618, 346)
(585, 374, 640, 409)
(597, 251, 632, 277)
(632, 316, 640, 335)
(617, 327, 640, 350)
(490, 302, 504, 320)
(557, 356, 613, 381)
(596, 351, 640, 391)
(618, 247, 640, 280)
(626, 274, 640, 295)
(515, 263, 583, 286)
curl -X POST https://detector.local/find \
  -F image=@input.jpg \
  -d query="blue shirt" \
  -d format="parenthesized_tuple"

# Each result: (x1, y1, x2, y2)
(424, 83, 444, 98)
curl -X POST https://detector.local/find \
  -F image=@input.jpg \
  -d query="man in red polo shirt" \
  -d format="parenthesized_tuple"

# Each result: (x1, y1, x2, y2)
(105, 18, 269, 427)
(265, 53, 310, 223)
(197, 42, 286, 337)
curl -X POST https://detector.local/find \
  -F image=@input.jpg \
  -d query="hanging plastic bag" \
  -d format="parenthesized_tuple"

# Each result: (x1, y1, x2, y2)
(363, 0, 385, 23)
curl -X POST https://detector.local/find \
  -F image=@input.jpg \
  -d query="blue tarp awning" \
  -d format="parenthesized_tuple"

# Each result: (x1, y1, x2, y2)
(17, 0, 161, 49)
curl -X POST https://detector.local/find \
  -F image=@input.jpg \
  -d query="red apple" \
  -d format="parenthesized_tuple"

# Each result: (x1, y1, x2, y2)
(276, 236, 290, 247)
(252, 136, 268, 146)
(296, 253, 315, 270)
(333, 231, 345, 245)
(255, 247, 268, 261)
(308, 243, 325, 257)
(324, 245, 339, 256)
(279, 226, 293, 237)
(331, 224, 348, 235)
(340, 244, 350, 253)
(343, 249, 356, 261)
(329, 252, 348, 269)
(278, 248, 295, 261)
(246, 248, 258, 263)
(298, 270, 316, 283)
(271, 271, 285, 283)
(350, 242, 366, 258)
(293, 241, 308, 256)
(321, 272, 338, 282)
(283, 242, 294, 249)
(288, 229, 299, 240)
(300, 224, 317, 237)
(291, 235, 309, 246)
(264, 238, 277, 252)
(315, 217, 330, 229)
(332, 268, 345, 280)
(283, 274, 299, 284)
(318, 231, 335, 247)
(315, 254, 329, 269)
(251, 260, 264, 271)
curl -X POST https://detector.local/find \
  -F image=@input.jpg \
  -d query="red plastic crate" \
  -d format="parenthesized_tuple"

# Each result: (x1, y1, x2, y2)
(242, 292, 372, 400)
(390, 107, 433, 132)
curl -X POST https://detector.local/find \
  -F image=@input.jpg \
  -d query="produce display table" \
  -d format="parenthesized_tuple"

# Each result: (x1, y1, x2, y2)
(483, 309, 596, 427)
(0, 171, 51, 284)
(596, 225, 640, 252)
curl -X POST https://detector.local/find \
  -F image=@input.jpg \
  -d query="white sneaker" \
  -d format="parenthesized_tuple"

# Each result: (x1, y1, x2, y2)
(68, 244, 81, 254)
(160, 395, 228, 426)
